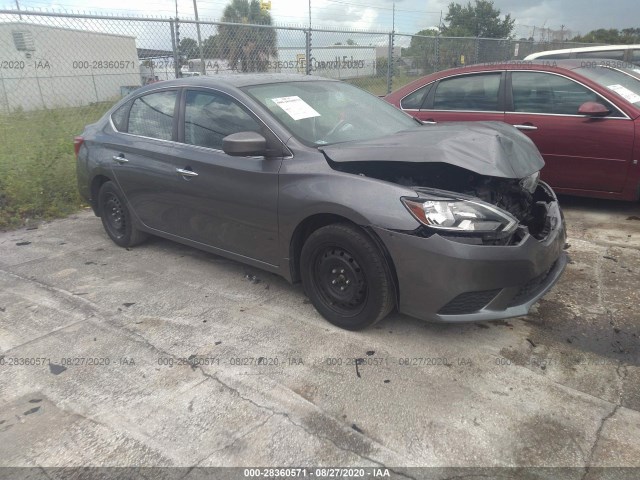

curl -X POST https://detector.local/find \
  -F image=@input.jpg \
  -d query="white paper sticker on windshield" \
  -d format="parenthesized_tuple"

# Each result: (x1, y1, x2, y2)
(271, 96, 320, 120)
(606, 84, 640, 104)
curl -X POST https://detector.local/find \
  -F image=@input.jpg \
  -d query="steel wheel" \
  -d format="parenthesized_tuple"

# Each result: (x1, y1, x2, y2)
(312, 246, 368, 317)
(98, 181, 148, 248)
(103, 192, 126, 240)
(300, 223, 395, 330)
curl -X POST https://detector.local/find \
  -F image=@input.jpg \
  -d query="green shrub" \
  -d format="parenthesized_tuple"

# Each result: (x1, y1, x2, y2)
(0, 103, 113, 230)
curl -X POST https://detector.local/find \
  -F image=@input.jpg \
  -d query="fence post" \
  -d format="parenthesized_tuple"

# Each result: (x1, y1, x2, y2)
(305, 29, 312, 75)
(386, 32, 394, 94)
(475, 37, 480, 64)
(434, 35, 440, 72)
(0, 73, 9, 114)
(170, 19, 180, 79)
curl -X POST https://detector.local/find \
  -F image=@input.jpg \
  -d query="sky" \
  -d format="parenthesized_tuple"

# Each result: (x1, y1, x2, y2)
(2, 0, 638, 38)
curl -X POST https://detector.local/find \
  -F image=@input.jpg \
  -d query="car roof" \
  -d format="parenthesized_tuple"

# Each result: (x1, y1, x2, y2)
(396, 59, 638, 80)
(138, 73, 337, 91)
(525, 44, 640, 58)
(459, 58, 635, 71)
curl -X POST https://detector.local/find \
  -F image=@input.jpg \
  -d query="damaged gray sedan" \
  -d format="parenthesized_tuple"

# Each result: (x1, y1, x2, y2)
(76, 74, 567, 330)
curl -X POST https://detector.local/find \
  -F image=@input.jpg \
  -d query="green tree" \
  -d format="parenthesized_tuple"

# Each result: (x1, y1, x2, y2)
(442, 0, 515, 38)
(402, 29, 438, 72)
(346, 38, 356, 45)
(571, 28, 640, 44)
(179, 37, 199, 60)
(217, 0, 277, 72)
(202, 35, 220, 58)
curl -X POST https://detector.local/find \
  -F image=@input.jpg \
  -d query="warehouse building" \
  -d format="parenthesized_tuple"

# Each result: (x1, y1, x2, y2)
(0, 22, 140, 112)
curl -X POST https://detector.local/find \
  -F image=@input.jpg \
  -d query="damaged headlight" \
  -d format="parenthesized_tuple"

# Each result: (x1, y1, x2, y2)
(519, 171, 540, 194)
(402, 193, 518, 234)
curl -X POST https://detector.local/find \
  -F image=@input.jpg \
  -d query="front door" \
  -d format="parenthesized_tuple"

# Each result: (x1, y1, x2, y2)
(165, 88, 283, 265)
(504, 71, 634, 193)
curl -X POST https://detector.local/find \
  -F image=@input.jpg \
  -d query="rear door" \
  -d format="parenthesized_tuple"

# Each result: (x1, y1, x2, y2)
(106, 88, 181, 232)
(504, 70, 634, 192)
(416, 71, 505, 124)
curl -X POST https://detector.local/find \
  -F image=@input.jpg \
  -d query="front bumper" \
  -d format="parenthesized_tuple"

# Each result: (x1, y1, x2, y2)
(373, 184, 567, 323)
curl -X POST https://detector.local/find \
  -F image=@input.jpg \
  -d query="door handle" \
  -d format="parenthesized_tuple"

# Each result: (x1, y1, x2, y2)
(513, 124, 538, 131)
(422, 119, 437, 125)
(176, 168, 198, 178)
(112, 154, 128, 164)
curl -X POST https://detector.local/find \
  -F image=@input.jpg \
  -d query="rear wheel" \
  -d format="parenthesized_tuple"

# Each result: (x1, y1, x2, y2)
(300, 223, 395, 330)
(98, 181, 148, 248)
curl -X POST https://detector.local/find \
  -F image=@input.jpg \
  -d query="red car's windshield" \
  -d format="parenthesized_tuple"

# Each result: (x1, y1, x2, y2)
(576, 66, 640, 107)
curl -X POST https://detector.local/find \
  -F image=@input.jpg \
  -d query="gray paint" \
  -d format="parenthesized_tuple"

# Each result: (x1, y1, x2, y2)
(77, 75, 566, 322)
(321, 121, 545, 179)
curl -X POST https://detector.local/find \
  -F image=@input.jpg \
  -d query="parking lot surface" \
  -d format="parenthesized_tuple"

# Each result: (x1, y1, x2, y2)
(1, 197, 639, 477)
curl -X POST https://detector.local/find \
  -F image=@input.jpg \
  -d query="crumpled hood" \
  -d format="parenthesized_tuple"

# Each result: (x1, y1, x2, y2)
(320, 121, 545, 179)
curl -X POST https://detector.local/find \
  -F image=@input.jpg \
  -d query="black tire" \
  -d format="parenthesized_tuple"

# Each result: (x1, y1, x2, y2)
(300, 223, 395, 330)
(98, 181, 148, 248)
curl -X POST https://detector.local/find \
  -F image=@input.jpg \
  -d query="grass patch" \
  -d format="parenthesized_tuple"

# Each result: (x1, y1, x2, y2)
(0, 102, 113, 230)
(0, 75, 419, 231)
(346, 73, 422, 96)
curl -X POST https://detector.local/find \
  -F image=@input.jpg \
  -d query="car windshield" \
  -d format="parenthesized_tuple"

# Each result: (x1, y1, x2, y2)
(576, 65, 640, 107)
(243, 80, 419, 146)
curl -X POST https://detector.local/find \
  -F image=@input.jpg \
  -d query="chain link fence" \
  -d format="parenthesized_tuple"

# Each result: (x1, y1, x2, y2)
(0, 9, 602, 113)
(0, 8, 601, 226)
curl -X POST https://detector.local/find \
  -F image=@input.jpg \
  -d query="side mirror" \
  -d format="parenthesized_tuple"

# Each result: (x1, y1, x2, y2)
(222, 131, 268, 157)
(578, 101, 610, 117)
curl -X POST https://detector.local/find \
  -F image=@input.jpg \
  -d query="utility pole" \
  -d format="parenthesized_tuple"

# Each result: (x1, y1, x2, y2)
(15, 0, 22, 20)
(308, 0, 311, 29)
(193, 0, 206, 75)
(392, 2, 395, 32)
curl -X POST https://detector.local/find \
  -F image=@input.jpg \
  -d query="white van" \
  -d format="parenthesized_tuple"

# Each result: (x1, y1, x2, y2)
(524, 44, 640, 65)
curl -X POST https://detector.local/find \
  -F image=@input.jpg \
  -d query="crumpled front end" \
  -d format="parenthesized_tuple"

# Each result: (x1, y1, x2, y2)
(374, 181, 567, 322)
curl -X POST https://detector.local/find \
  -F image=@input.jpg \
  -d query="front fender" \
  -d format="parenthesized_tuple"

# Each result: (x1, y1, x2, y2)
(277, 167, 422, 276)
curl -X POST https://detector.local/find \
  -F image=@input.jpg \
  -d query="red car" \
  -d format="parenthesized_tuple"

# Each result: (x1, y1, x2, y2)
(385, 60, 640, 201)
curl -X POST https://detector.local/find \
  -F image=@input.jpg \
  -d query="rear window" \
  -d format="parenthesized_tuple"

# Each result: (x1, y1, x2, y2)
(535, 53, 572, 60)
(576, 50, 625, 61)
(401, 84, 431, 109)
(111, 101, 131, 132)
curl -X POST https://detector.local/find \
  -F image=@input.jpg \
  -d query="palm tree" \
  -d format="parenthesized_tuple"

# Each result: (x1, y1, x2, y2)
(217, 0, 277, 72)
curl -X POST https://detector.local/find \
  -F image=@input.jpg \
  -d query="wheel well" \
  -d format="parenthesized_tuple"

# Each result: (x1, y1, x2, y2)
(289, 214, 400, 305)
(90, 175, 111, 216)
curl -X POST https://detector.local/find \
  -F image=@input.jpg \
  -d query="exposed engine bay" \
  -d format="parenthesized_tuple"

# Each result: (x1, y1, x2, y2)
(328, 160, 555, 243)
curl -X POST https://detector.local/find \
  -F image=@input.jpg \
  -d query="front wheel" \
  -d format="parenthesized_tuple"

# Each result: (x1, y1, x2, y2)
(300, 223, 395, 330)
(98, 181, 148, 248)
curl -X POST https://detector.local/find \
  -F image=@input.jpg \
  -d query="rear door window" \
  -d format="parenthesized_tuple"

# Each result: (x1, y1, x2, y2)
(127, 90, 177, 141)
(432, 73, 501, 111)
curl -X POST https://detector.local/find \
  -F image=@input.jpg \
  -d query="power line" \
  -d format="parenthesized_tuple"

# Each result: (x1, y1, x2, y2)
(322, 0, 440, 14)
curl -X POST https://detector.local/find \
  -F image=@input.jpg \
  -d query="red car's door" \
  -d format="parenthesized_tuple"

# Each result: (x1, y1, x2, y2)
(416, 71, 505, 124)
(504, 71, 635, 193)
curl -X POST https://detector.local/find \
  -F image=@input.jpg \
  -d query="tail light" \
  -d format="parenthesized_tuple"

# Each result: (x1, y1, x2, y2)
(74, 136, 84, 158)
